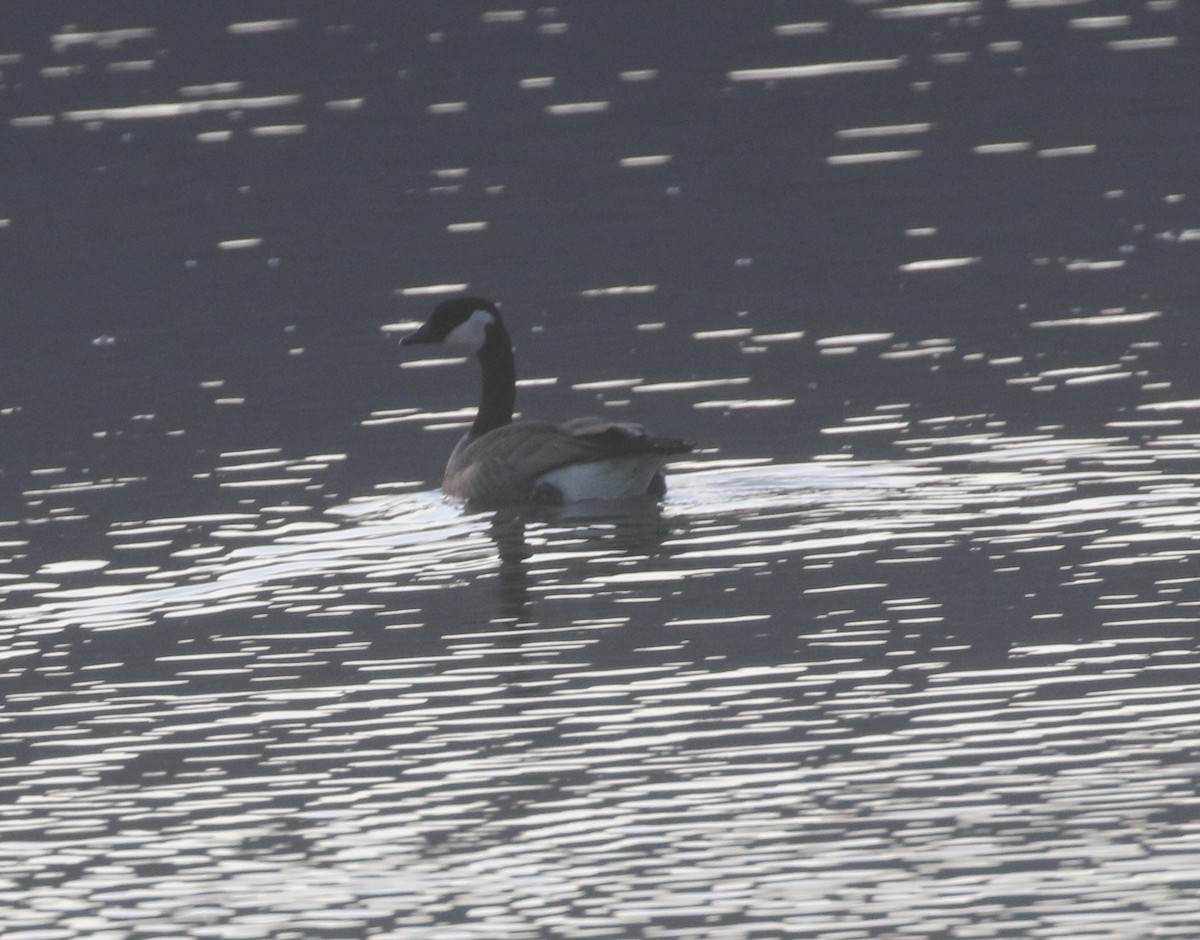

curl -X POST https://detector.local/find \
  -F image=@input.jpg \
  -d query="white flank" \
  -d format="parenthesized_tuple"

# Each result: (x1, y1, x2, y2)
(536, 456, 665, 501)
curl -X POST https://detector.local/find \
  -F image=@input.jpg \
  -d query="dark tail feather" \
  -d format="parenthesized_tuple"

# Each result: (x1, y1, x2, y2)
(650, 436, 692, 455)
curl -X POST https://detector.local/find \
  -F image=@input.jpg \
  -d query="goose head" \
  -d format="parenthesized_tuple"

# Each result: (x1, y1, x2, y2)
(400, 297, 503, 356)
(400, 296, 517, 439)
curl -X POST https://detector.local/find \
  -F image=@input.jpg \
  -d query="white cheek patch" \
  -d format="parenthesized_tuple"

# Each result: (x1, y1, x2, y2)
(443, 309, 494, 351)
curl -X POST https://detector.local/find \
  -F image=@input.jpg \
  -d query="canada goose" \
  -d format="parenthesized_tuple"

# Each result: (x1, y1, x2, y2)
(400, 297, 691, 504)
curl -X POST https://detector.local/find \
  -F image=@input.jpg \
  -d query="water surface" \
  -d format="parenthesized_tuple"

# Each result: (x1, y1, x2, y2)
(3, 2, 1200, 937)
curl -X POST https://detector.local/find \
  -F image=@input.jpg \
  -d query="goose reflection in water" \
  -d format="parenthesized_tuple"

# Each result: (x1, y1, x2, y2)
(486, 499, 678, 619)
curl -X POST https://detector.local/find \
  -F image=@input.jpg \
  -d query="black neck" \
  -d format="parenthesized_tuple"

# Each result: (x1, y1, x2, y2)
(472, 318, 515, 437)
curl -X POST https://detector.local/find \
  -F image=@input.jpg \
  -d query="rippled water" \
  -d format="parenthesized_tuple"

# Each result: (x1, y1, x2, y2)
(4, 2, 1200, 938)
(6, 442, 1200, 937)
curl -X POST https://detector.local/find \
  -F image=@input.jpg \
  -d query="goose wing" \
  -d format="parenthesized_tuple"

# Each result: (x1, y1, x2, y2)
(558, 416, 691, 455)
(443, 418, 689, 503)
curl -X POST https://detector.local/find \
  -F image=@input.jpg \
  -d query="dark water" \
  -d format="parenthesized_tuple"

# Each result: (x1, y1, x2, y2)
(4, 3, 1200, 937)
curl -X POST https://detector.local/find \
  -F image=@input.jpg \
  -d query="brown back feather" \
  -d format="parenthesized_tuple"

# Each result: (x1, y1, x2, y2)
(443, 418, 690, 502)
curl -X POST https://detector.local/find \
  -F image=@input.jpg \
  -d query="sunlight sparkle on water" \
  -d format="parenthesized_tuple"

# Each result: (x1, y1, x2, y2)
(4, 4, 1200, 936)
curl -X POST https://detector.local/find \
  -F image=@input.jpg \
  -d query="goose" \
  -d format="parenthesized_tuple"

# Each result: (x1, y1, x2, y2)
(400, 297, 691, 505)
